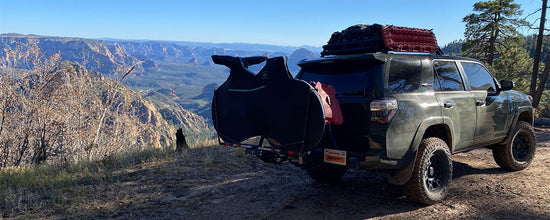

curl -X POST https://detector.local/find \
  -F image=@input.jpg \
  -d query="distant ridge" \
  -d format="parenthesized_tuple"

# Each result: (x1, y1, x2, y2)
(1, 33, 322, 76)
(96, 36, 322, 54)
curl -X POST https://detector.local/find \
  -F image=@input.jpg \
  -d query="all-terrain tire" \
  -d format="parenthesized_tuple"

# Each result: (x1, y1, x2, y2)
(407, 137, 452, 205)
(304, 152, 347, 185)
(256, 150, 276, 163)
(492, 121, 536, 171)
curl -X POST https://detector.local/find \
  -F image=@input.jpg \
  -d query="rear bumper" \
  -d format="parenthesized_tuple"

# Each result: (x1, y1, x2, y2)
(314, 148, 410, 171)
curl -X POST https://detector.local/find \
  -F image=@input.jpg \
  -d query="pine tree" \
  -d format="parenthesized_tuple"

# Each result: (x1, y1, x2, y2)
(492, 37, 532, 92)
(462, 0, 527, 66)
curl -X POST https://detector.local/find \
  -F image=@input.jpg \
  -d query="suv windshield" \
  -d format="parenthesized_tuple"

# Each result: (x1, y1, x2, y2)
(298, 62, 383, 97)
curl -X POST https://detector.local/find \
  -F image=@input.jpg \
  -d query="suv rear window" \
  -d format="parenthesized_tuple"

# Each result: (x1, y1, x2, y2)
(388, 58, 422, 93)
(433, 60, 465, 91)
(299, 62, 382, 96)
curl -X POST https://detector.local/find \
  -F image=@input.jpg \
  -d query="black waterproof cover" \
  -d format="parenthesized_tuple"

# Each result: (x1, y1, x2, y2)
(211, 55, 325, 153)
(321, 24, 386, 56)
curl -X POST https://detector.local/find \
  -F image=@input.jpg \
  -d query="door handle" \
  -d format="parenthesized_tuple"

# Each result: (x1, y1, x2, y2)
(476, 100, 486, 106)
(444, 102, 453, 108)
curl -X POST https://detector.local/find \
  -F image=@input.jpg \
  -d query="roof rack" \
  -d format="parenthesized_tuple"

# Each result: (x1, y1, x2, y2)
(321, 24, 442, 56)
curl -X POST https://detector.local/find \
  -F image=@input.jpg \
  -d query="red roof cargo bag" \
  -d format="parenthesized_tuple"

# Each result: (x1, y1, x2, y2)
(381, 25, 439, 53)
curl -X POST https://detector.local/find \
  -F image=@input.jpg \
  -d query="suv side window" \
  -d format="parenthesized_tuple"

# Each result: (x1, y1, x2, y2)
(433, 60, 465, 91)
(388, 58, 422, 93)
(461, 62, 497, 92)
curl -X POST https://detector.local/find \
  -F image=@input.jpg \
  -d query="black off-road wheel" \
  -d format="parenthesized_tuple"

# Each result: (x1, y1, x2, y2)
(407, 137, 452, 205)
(256, 150, 276, 163)
(492, 121, 536, 171)
(304, 151, 347, 185)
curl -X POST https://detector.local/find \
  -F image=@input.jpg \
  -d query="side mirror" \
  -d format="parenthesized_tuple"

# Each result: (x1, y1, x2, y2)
(500, 79, 515, 91)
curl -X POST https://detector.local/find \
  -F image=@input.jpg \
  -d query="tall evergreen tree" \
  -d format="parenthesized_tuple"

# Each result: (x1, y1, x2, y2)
(462, 0, 527, 66)
(529, 0, 549, 108)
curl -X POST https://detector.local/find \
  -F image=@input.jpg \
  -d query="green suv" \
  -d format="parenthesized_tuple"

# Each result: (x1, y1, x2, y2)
(296, 52, 536, 204)
(212, 24, 536, 205)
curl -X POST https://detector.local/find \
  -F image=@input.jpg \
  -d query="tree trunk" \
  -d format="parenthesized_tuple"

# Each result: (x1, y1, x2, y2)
(488, 30, 497, 66)
(15, 134, 29, 167)
(33, 122, 49, 164)
(533, 54, 550, 108)
(530, 0, 547, 96)
(0, 99, 7, 137)
(487, 12, 501, 66)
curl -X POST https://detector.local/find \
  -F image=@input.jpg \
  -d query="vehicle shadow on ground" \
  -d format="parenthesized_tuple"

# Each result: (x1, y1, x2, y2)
(452, 161, 505, 179)
(268, 160, 512, 219)
(266, 170, 422, 219)
(536, 131, 550, 143)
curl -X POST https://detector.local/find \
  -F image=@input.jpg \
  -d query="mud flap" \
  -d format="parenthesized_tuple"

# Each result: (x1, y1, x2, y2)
(211, 55, 326, 153)
(384, 156, 415, 185)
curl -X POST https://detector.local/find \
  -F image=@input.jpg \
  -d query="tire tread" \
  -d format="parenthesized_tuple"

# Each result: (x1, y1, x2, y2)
(407, 137, 452, 205)
(492, 121, 536, 171)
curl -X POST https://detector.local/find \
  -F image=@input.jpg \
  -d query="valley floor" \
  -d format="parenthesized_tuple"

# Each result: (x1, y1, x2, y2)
(5, 128, 550, 219)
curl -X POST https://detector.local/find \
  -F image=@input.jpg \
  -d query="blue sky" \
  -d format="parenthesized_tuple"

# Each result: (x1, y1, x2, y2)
(0, 0, 543, 47)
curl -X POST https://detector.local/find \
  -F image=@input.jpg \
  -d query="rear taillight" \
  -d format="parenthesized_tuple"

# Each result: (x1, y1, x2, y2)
(370, 97, 398, 124)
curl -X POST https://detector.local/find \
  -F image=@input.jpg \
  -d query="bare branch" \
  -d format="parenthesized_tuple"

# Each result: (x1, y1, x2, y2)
(524, 8, 542, 20)
(119, 64, 135, 84)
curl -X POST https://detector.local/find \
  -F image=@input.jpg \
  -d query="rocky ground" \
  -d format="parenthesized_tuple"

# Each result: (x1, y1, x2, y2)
(9, 127, 550, 219)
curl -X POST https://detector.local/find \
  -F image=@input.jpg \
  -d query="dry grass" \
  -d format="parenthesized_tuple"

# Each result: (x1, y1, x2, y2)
(0, 141, 235, 218)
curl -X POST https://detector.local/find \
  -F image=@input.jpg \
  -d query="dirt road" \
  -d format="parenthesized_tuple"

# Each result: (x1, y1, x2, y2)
(49, 128, 550, 219)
